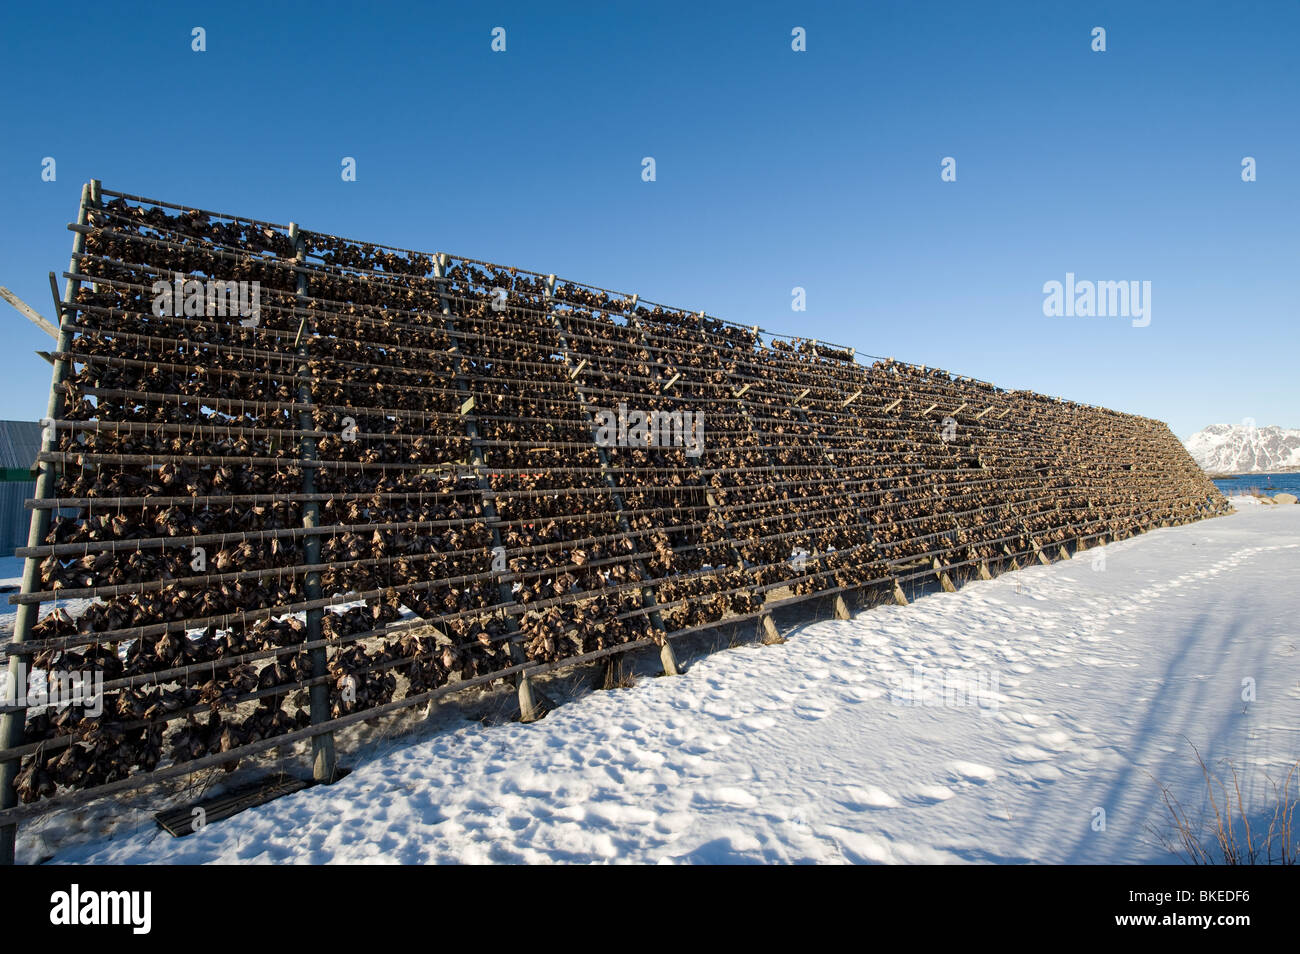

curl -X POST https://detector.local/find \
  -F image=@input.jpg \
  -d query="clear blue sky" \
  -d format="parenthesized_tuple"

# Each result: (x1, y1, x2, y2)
(1, 0, 1295, 438)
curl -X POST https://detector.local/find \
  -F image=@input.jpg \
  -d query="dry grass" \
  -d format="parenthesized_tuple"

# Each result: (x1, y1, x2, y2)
(598, 658, 638, 691)
(1150, 741, 1298, 864)
(1238, 485, 1273, 500)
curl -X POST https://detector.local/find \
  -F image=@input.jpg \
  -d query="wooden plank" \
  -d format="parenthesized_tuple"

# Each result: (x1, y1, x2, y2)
(884, 398, 902, 413)
(663, 372, 681, 391)
(0, 287, 59, 339)
(568, 358, 587, 379)
(841, 389, 862, 407)
(459, 395, 476, 416)
(155, 774, 314, 836)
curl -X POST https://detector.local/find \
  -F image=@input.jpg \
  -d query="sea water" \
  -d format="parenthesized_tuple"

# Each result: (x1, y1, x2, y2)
(1212, 471, 1300, 498)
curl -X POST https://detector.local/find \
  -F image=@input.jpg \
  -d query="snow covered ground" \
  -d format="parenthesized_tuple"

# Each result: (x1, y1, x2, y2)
(17, 499, 1300, 864)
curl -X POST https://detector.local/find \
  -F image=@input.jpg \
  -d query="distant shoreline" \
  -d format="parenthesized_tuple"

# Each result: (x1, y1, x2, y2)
(1205, 470, 1300, 480)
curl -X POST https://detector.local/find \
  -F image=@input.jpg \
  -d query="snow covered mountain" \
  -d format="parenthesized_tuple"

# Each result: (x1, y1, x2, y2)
(1183, 423, 1300, 474)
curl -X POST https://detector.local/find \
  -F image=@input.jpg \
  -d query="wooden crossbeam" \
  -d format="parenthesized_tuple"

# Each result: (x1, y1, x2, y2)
(793, 387, 809, 405)
(734, 383, 752, 398)
(663, 372, 681, 391)
(884, 398, 902, 413)
(1, 286, 59, 339)
(841, 388, 862, 407)
(976, 405, 994, 419)
(921, 403, 937, 416)
(568, 358, 587, 379)
(951, 402, 968, 416)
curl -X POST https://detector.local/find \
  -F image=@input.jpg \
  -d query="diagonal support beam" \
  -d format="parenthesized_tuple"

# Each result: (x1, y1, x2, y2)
(0, 287, 58, 339)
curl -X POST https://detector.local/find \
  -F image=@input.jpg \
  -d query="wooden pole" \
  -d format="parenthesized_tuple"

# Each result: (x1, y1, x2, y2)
(292, 223, 337, 783)
(434, 255, 546, 720)
(1, 182, 95, 865)
(544, 276, 679, 676)
(0, 287, 59, 339)
(932, 557, 957, 593)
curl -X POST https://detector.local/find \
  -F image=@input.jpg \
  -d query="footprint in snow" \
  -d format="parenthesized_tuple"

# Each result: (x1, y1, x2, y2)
(837, 785, 900, 810)
(839, 686, 883, 703)
(1008, 744, 1055, 763)
(696, 786, 759, 808)
(908, 784, 956, 804)
(793, 703, 831, 721)
(948, 761, 998, 783)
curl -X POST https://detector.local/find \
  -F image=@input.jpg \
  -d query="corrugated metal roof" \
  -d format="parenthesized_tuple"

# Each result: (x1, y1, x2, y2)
(0, 420, 41, 471)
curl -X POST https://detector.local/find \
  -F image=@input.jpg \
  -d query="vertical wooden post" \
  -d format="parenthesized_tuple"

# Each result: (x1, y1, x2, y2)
(832, 594, 851, 620)
(978, 562, 993, 580)
(291, 223, 337, 783)
(543, 277, 679, 675)
(433, 255, 544, 721)
(0, 182, 96, 865)
(892, 579, 908, 605)
(628, 315, 754, 617)
(758, 613, 783, 644)
(932, 557, 957, 592)
(785, 372, 881, 611)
